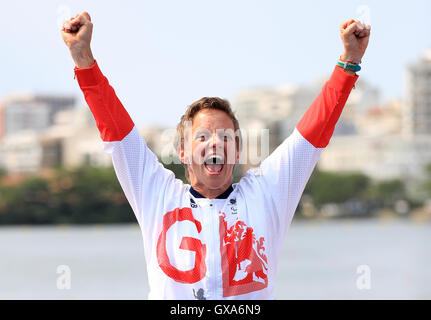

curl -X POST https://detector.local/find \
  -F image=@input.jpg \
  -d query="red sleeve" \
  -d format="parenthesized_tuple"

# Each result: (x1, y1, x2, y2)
(296, 66, 358, 148)
(74, 60, 134, 142)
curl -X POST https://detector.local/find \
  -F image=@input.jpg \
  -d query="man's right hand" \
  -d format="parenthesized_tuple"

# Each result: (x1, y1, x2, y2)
(61, 11, 95, 68)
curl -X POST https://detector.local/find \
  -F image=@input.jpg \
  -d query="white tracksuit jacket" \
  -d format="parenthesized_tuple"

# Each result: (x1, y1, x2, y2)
(74, 61, 358, 299)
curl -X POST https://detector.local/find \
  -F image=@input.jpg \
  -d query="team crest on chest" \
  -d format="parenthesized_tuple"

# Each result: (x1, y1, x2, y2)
(218, 211, 268, 297)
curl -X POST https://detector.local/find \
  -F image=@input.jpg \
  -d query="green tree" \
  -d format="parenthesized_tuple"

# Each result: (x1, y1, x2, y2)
(0, 166, 136, 225)
(304, 169, 370, 207)
(0, 177, 52, 224)
(50, 166, 134, 224)
(423, 163, 431, 196)
(365, 179, 406, 207)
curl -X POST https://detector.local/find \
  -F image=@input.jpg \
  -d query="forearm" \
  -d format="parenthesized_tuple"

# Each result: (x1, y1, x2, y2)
(296, 66, 358, 148)
(339, 67, 357, 76)
(70, 46, 95, 69)
(74, 61, 134, 142)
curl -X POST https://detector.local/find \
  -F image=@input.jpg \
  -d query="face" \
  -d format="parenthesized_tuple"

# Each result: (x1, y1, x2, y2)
(180, 109, 240, 197)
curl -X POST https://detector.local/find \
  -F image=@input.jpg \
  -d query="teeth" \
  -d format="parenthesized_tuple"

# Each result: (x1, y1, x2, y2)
(205, 154, 224, 164)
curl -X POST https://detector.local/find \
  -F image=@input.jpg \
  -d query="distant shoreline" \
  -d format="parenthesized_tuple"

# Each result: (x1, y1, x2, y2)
(1, 215, 430, 229)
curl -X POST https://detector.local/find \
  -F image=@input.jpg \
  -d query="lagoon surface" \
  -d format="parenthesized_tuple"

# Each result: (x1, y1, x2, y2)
(0, 219, 430, 299)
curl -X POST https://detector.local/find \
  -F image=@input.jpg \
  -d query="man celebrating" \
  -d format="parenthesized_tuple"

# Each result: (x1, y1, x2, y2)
(61, 12, 370, 299)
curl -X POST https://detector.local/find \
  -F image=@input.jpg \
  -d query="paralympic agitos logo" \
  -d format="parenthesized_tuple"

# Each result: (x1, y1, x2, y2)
(156, 207, 268, 296)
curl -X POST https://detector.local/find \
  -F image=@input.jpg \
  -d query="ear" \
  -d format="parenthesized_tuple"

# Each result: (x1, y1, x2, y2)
(235, 137, 241, 164)
(177, 147, 185, 164)
(235, 148, 241, 164)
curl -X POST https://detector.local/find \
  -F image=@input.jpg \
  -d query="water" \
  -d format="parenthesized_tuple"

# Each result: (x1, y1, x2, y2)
(0, 219, 430, 299)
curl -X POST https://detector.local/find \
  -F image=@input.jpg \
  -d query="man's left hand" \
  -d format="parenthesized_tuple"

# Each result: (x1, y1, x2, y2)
(340, 19, 371, 64)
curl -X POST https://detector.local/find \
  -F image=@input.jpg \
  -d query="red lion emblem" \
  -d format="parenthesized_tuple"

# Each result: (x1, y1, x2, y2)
(219, 212, 268, 297)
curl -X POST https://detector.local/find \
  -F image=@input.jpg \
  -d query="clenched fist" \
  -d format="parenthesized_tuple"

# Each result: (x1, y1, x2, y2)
(340, 19, 371, 64)
(61, 11, 95, 68)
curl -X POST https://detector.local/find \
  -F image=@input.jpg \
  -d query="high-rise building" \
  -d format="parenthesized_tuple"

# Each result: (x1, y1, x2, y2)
(355, 99, 403, 136)
(403, 49, 431, 137)
(0, 106, 112, 174)
(232, 72, 381, 171)
(318, 134, 431, 182)
(0, 94, 75, 140)
(232, 83, 320, 159)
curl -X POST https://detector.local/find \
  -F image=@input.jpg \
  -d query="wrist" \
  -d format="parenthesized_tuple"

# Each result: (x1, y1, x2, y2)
(340, 52, 362, 64)
(337, 66, 357, 76)
(70, 46, 95, 68)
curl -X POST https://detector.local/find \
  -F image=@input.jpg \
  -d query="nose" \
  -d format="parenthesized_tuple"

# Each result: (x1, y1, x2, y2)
(210, 132, 224, 149)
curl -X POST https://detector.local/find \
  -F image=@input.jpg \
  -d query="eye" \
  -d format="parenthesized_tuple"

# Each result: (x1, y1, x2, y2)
(222, 134, 233, 142)
(196, 133, 208, 142)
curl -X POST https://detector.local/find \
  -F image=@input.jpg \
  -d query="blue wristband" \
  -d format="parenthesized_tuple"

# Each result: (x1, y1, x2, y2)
(336, 60, 361, 72)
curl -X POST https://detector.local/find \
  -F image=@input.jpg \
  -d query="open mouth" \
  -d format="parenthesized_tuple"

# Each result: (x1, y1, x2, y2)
(204, 154, 224, 174)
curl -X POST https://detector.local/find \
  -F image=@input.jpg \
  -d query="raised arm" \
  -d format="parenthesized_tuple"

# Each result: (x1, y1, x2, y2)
(297, 19, 370, 147)
(60, 12, 183, 229)
(255, 19, 370, 235)
(61, 12, 134, 141)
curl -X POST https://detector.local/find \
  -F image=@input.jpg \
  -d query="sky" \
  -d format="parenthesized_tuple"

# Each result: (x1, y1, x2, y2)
(1, 0, 430, 128)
